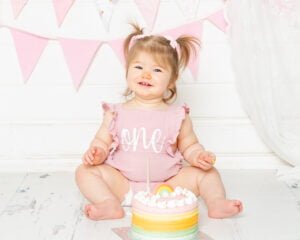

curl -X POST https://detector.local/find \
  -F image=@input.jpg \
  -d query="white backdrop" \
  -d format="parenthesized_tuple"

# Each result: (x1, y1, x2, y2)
(0, 0, 284, 171)
(227, 0, 300, 182)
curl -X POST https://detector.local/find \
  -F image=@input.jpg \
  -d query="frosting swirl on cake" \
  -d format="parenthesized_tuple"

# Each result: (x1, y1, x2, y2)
(134, 187, 198, 209)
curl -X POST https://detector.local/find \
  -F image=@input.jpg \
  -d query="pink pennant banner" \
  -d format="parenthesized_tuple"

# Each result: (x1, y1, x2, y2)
(52, 0, 75, 27)
(206, 9, 228, 33)
(134, 0, 161, 31)
(11, 0, 29, 18)
(59, 38, 102, 89)
(108, 38, 126, 66)
(162, 20, 203, 79)
(10, 28, 48, 82)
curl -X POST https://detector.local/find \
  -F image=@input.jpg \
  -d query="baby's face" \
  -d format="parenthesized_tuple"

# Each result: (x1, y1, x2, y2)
(126, 51, 172, 101)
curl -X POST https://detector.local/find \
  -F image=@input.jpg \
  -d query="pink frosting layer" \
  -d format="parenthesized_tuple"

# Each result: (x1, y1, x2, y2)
(132, 199, 197, 214)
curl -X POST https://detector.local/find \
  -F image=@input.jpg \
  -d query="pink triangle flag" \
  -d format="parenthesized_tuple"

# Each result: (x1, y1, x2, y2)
(162, 20, 203, 79)
(175, 0, 200, 20)
(108, 38, 126, 66)
(95, 0, 119, 32)
(59, 38, 102, 89)
(11, 0, 29, 18)
(206, 9, 228, 33)
(52, 0, 75, 27)
(134, 0, 161, 31)
(10, 28, 48, 82)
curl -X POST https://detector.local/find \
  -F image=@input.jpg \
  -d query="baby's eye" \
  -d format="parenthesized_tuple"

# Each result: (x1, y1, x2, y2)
(134, 65, 143, 70)
(153, 68, 162, 72)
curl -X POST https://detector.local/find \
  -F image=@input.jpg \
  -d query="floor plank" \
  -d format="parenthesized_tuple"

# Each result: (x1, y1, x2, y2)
(0, 173, 27, 214)
(220, 170, 300, 240)
(0, 172, 83, 240)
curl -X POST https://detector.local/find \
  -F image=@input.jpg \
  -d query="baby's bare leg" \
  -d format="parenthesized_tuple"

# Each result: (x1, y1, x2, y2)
(166, 166, 242, 219)
(75, 163, 129, 220)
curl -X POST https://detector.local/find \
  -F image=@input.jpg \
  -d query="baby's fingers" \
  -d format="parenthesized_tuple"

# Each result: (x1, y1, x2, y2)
(200, 152, 215, 165)
(207, 152, 216, 165)
(198, 160, 211, 170)
(93, 147, 101, 156)
(82, 155, 89, 165)
(88, 151, 96, 165)
(83, 152, 94, 165)
(90, 146, 97, 155)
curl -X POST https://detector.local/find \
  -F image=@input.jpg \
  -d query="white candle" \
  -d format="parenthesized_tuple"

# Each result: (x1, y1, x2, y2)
(146, 157, 150, 193)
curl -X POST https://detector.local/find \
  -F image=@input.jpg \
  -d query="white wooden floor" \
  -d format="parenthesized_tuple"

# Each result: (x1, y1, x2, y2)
(0, 170, 300, 240)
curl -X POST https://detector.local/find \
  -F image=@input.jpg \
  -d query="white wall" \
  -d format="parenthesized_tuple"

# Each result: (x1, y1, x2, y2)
(0, 0, 285, 171)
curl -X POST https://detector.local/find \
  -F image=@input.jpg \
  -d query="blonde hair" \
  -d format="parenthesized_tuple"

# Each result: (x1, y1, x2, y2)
(123, 23, 200, 103)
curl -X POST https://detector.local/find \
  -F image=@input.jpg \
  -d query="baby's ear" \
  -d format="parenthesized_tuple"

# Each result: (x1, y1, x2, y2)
(168, 82, 175, 88)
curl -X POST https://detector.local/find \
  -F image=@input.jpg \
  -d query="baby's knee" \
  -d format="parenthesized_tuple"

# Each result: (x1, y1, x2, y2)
(76, 163, 89, 173)
(75, 164, 87, 181)
(75, 163, 100, 179)
(190, 165, 219, 175)
(205, 167, 220, 176)
(186, 166, 219, 184)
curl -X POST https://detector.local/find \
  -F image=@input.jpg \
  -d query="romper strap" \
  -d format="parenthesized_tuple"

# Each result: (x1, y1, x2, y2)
(166, 103, 189, 157)
(101, 102, 119, 156)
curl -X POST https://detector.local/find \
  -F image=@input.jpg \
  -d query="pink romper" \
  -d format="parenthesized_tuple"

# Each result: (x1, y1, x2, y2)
(103, 102, 189, 192)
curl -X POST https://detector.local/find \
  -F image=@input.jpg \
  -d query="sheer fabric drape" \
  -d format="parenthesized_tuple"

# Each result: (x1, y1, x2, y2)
(226, 0, 300, 173)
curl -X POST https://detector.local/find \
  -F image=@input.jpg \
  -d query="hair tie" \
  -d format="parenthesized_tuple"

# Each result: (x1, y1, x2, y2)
(128, 33, 150, 49)
(164, 35, 180, 58)
(132, 34, 151, 42)
(163, 35, 178, 49)
(129, 34, 180, 57)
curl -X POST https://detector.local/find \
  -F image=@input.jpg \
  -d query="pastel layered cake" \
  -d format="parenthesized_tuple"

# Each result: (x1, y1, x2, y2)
(130, 184, 199, 240)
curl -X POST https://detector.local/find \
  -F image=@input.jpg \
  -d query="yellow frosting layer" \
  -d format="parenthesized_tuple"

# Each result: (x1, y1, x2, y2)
(132, 212, 198, 231)
(132, 208, 198, 221)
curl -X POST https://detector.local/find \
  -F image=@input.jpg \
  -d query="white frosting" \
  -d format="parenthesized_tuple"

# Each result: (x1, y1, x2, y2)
(133, 187, 198, 209)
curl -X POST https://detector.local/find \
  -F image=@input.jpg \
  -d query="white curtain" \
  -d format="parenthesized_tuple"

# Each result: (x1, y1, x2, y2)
(226, 0, 300, 181)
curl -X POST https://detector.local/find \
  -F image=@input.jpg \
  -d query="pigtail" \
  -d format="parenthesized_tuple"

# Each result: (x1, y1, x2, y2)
(123, 23, 144, 62)
(176, 36, 200, 70)
(123, 23, 145, 99)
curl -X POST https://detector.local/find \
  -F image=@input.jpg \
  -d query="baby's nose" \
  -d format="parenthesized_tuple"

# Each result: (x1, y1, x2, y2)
(142, 71, 152, 80)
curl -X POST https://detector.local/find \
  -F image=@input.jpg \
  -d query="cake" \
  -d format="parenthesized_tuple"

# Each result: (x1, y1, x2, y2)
(130, 184, 199, 240)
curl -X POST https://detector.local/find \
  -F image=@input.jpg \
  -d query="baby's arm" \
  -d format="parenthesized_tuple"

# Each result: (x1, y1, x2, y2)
(82, 111, 114, 166)
(178, 115, 216, 170)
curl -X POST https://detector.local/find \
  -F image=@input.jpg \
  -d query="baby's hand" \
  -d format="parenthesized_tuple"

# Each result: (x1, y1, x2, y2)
(192, 151, 216, 171)
(82, 146, 107, 166)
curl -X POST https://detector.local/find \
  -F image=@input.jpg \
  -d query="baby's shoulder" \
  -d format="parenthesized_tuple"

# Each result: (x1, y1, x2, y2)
(101, 102, 121, 121)
(101, 102, 123, 113)
(168, 102, 190, 114)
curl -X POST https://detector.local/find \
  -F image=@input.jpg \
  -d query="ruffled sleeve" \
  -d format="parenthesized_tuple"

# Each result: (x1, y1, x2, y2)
(102, 102, 119, 156)
(166, 103, 190, 157)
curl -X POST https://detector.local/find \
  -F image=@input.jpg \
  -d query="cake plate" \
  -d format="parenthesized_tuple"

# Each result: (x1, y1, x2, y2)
(112, 227, 214, 240)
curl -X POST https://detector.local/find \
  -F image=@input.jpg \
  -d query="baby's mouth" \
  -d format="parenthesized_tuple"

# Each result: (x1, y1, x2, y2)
(138, 81, 153, 87)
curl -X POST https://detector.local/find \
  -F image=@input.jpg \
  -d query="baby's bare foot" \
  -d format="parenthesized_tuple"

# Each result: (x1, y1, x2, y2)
(207, 199, 243, 219)
(84, 199, 124, 220)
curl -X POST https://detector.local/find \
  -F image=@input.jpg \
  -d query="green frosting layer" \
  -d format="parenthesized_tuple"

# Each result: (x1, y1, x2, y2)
(130, 225, 198, 239)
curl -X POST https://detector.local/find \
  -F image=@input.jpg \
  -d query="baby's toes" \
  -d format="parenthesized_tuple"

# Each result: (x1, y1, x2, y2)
(84, 204, 91, 217)
(236, 201, 243, 212)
